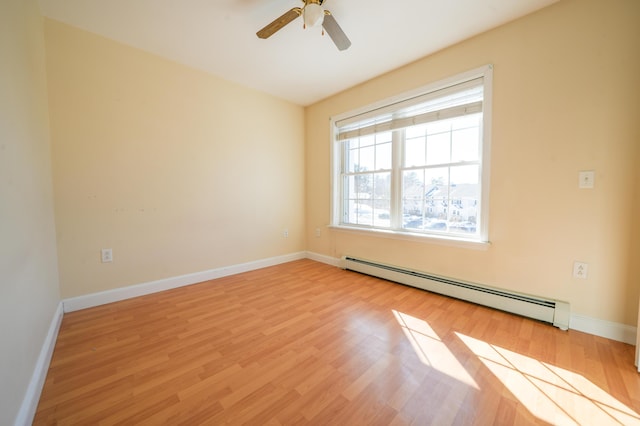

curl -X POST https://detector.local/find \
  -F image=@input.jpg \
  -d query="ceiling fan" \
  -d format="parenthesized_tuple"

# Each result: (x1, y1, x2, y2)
(257, 0, 351, 51)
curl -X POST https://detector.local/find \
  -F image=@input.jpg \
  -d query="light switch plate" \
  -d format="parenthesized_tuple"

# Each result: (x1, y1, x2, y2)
(579, 170, 595, 189)
(101, 248, 113, 263)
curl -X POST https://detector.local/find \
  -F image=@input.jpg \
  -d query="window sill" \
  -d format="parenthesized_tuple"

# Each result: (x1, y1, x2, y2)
(328, 225, 491, 251)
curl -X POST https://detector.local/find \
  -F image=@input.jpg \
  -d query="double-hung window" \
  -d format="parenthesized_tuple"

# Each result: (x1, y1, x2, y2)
(331, 66, 492, 243)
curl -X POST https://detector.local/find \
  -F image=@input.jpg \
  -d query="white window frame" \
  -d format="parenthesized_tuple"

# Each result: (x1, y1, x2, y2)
(330, 65, 493, 249)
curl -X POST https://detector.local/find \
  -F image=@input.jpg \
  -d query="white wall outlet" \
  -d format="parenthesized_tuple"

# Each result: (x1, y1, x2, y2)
(101, 248, 113, 263)
(315, 228, 321, 237)
(578, 170, 595, 189)
(572, 261, 588, 279)
(283, 229, 289, 238)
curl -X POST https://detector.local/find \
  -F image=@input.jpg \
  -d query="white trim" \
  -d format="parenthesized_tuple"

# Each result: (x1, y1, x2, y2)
(633, 327, 640, 373)
(478, 65, 493, 242)
(328, 225, 491, 251)
(14, 302, 63, 426)
(569, 313, 636, 345)
(63, 252, 307, 313)
(330, 65, 493, 246)
(305, 251, 343, 267)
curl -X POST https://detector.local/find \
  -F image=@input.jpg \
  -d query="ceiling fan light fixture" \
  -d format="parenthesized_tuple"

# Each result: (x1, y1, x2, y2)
(303, 3, 324, 28)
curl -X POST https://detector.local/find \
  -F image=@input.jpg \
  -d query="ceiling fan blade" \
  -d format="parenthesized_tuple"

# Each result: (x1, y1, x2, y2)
(257, 7, 302, 39)
(322, 13, 351, 51)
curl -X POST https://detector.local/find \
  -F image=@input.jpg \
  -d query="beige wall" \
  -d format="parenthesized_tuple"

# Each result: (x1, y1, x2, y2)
(634, 143, 640, 349)
(0, 0, 61, 424)
(45, 20, 306, 298)
(306, 0, 640, 325)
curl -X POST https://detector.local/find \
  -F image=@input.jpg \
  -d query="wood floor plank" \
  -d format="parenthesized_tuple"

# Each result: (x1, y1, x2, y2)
(34, 259, 640, 425)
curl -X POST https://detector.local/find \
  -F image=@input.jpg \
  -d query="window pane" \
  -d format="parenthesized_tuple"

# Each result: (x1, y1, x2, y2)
(376, 131, 392, 144)
(376, 142, 392, 170)
(372, 172, 391, 201)
(343, 171, 390, 227)
(344, 174, 372, 204)
(405, 138, 425, 167)
(426, 120, 451, 135)
(344, 169, 373, 225)
(450, 164, 479, 185)
(346, 141, 359, 173)
(402, 170, 425, 229)
(452, 114, 480, 130)
(346, 133, 393, 173)
(448, 165, 479, 235)
(406, 124, 427, 139)
(451, 114, 480, 163)
(405, 125, 426, 167)
(426, 131, 451, 165)
(402, 170, 424, 215)
(373, 172, 391, 227)
(347, 201, 373, 225)
(402, 167, 450, 231)
(423, 168, 449, 224)
(359, 145, 375, 171)
(355, 173, 373, 198)
(373, 133, 392, 171)
(360, 134, 375, 147)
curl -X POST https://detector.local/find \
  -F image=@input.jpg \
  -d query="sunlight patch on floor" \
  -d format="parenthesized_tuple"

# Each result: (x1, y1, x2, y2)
(457, 332, 640, 425)
(392, 310, 479, 389)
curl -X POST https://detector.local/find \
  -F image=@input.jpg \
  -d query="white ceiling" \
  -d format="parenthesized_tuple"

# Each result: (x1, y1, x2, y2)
(38, 0, 559, 106)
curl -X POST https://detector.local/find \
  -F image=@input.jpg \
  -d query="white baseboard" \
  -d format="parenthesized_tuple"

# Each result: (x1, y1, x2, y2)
(570, 313, 636, 345)
(305, 251, 343, 267)
(14, 302, 63, 426)
(63, 251, 307, 313)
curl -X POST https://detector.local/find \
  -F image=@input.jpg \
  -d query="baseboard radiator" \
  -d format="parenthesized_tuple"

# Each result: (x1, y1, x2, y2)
(343, 256, 570, 330)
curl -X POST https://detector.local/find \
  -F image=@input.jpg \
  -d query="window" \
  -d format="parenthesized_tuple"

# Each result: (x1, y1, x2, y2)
(331, 66, 492, 243)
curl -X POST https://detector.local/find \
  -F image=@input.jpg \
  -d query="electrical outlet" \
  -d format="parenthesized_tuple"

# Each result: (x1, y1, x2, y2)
(283, 229, 289, 238)
(101, 248, 113, 263)
(315, 228, 321, 237)
(572, 261, 588, 279)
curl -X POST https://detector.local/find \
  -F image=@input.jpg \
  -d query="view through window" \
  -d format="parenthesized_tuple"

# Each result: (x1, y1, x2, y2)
(332, 66, 492, 242)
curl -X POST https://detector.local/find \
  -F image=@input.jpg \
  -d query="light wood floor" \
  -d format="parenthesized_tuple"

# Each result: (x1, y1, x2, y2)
(35, 259, 640, 425)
